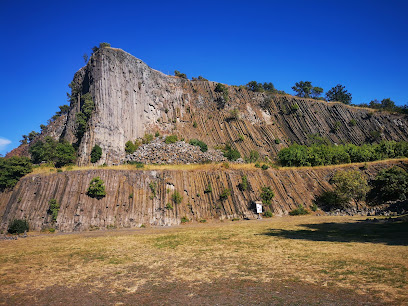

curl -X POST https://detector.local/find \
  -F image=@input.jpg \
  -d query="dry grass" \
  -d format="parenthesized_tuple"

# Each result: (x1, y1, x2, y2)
(27, 158, 408, 177)
(0, 215, 406, 304)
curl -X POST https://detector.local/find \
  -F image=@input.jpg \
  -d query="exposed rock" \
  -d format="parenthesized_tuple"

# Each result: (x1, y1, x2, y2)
(1, 160, 406, 232)
(124, 138, 226, 164)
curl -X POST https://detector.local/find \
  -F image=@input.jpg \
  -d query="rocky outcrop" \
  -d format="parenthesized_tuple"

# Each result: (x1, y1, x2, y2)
(8, 47, 408, 165)
(124, 138, 226, 164)
(1, 160, 406, 232)
(64, 48, 408, 165)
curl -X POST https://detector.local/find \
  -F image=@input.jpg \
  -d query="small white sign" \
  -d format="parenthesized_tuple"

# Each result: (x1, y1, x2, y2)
(256, 202, 262, 214)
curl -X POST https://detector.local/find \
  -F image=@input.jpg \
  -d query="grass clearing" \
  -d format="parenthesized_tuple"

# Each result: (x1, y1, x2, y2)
(0, 215, 407, 304)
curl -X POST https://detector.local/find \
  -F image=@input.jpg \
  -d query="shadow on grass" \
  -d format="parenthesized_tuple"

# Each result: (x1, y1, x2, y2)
(263, 217, 408, 246)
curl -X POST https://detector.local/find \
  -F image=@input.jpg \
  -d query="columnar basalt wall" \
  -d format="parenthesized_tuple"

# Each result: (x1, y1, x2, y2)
(1, 160, 405, 232)
(58, 48, 408, 166)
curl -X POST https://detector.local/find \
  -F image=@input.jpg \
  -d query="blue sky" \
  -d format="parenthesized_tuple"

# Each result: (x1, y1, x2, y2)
(1, 0, 407, 155)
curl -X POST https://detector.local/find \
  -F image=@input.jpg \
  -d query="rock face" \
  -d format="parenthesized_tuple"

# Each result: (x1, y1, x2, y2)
(124, 138, 226, 164)
(1, 160, 406, 232)
(45, 47, 407, 166)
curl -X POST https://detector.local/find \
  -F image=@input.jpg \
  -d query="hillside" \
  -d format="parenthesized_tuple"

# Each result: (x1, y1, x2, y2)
(9, 47, 408, 166)
(1, 160, 406, 232)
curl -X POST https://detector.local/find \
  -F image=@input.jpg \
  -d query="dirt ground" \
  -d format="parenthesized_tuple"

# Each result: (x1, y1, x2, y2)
(0, 215, 407, 305)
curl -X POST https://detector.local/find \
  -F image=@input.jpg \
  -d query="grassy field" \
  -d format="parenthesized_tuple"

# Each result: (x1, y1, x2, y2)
(0, 215, 407, 305)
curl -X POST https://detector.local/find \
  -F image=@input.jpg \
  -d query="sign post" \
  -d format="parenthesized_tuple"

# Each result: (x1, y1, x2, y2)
(255, 201, 262, 219)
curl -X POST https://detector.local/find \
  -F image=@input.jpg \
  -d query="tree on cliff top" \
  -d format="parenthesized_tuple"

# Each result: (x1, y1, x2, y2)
(326, 84, 352, 105)
(292, 81, 323, 99)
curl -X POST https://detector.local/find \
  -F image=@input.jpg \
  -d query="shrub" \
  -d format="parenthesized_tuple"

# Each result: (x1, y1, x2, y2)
(274, 139, 281, 144)
(261, 164, 269, 170)
(165, 203, 173, 210)
(129, 193, 133, 199)
(371, 166, 408, 201)
(174, 70, 187, 79)
(172, 190, 183, 204)
(8, 219, 29, 234)
(349, 119, 357, 126)
(189, 139, 208, 152)
(245, 150, 259, 163)
(219, 188, 231, 201)
(223, 144, 241, 161)
(125, 140, 140, 154)
(291, 103, 299, 112)
(181, 216, 189, 223)
(255, 162, 261, 168)
(87, 177, 106, 199)
(48, 199, 60, 222)
(165, 135, 178, 144)
(260, 186, 275, 205)
(149, 182, 157, 198)
(238, 175, 248, 191)
(311, 203, 318, 212)
(90, 144, 102, 163)
(289, 204, 309, 216)
(0, 156, 32, 190)
(193, 121, 198, 128)
(229, 109, 240, 120)
(204, 184, 212, 194)
(214, 83, 229, 102)
(155, 131, 160, 137)
(331, 170, 368, 203)
(142, 133, 154, 144)
(263, 210, 273, 218)
(99, 42, 111, 48)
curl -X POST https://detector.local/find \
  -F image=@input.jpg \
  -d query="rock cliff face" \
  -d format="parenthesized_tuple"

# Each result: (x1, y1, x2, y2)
(54, 47, 408, 166)
(1, 161, 406, 232)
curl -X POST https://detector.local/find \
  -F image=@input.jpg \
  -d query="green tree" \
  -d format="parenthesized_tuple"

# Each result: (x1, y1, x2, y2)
(48, 199, 60, 222)
(55, 141, 76, 167)
(90, 144, 102, 163)
(174, 70, 187, 79)
(125, 140, 139, 154)
(0, 156, 32, 190)
(99, 42, 111, 48)
(8, 219, 29, 234)
(371, 166, 408, 201)
(260, 186, 275, 205)
(87, 177, 106, 199)
(292, 81, 313, 98)
(189, 139, 208, 152)
(310, 87, 323, 99)
(28, 131, 39, 142)
(223, 144, 241, 161)
(331, 170, 368, 204)
(325, 84, 352, 104)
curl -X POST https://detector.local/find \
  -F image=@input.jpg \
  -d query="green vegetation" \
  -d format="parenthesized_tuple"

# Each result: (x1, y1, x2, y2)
(263, 210, 273, 218)
(278, 141, 408, 167)
(261, 164, 269, 170)
(0, 156, 32, 190)
(7, 219, 29, 234)
(48, 199, 60, 222)
(91, 42, 111, 54)
(245, 150, 259, 163)
(274, 139, 281, 144)
(181, 216, 189, 223)
(219, 188, 231, 201)
(90, 145, 102, 163)
(229, 108, 240, 120)
(359, 98, 408, 114)
(214, 83, 229, 105)
(260, 186, 275, 206)
(149, 182, 157, 198)
(172, 190, 183, 204)
(246, 81, 277, 93)
(125, 140, 140, 154)
(29, 136, 76, 168)
(317, 170, 368, 209)
(165, 203, 173, 210)
(289, 204, 310, 216)
(326, 84, 352, 105)
(87, 177, 106, 199)
(204, 184, 212, 194)
(142, 133, 154, 144)
(238, 175, 248, 191)
(191, 76, 208, 81)
(223, 144, 241, 161)
(192, 121, 198, 128)
(75, 93, 94, 142)
(292, 81, 323, 99)
(165, 135, 178, 144)
(189, 139, 208, 152)
(371, 166, 408, 202)
(174, 70, 187, 79)
(349, 119, 357, 126)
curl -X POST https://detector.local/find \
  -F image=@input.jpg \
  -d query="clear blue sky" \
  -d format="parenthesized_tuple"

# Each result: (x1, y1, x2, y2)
(1, 0, 407, 155)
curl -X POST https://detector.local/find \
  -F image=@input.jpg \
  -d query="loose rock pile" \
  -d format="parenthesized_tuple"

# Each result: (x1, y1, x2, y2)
(124, 138, 227, 164)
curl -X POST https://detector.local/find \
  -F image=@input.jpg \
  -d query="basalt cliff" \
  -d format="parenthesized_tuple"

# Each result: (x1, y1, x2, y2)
(2, 47, 408, 232)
